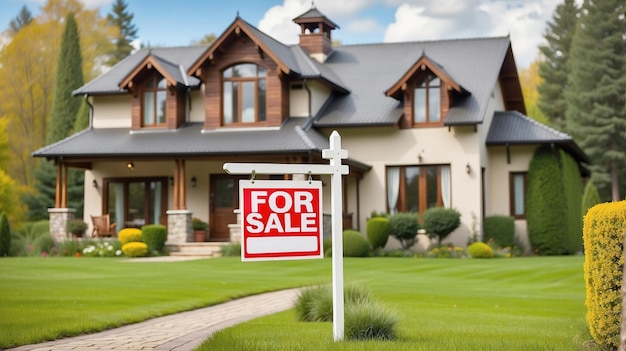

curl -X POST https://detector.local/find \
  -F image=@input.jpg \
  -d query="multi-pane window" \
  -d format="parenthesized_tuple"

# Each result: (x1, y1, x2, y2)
(414, 73, 441, 124)
(222, 64, 267, 125)
(143, 76, 167, 126)
(387, 165, 451, 214)
(510, 172, 527, 219)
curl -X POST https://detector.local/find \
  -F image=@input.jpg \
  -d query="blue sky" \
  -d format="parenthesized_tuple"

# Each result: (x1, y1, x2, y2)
(0, 0, 571, 68)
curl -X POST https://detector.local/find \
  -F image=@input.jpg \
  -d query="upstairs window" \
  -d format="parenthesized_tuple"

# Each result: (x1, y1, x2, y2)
(414, 73, 441, 125)
(143, 76, 167, 127)
(222, 64, 267, 125)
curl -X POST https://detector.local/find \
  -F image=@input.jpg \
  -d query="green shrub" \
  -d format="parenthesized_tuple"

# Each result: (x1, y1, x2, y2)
(366, 217, 389, 250)
(323, 237, 332, 257)
(345, 298, 399, 340)
(66, 219, 87, 237)
(58, 239, 82, 256)
(426, 245, 466, 258)
(219, 242, 241, 256)
(343, 230, 370, 257)
(467, 242, 493, 258)
(192, 217, 208, 230)
(422, 207, 461, 245)
(0, 213, 10, 256)
(34, 234, 55, 256)
(483, 215, 515, 247)
(583, 201, 626, 349)
(294, 285, 329, 322)
(581, 180, 601, 218)
(388, 212, 419, 250)
(141, 224, 167, 253)
(369, 211, 388, 219)
(122, 242, 148, 257)
(118, 228, 142, 245)
(560, 150, 583, 253)
(526, 146, 568, 255)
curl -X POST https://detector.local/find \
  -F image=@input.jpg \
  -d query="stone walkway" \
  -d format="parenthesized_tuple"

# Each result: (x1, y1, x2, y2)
(7, 288, 301, 351)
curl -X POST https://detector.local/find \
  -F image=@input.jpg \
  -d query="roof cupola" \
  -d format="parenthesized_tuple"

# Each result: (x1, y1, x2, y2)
(293, 3, 338, 62)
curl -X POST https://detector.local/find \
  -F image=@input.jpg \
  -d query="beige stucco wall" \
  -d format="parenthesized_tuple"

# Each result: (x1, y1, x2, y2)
(335, 125, 482, 248)
(92, 95, 132, 128)
(188, 88, 205, 123)
(289, 80, 331, 117)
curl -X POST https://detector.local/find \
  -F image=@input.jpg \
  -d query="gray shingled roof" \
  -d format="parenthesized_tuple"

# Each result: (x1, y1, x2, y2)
(33, 119, 324, 157)
(486, 110, 589, 163)
(293, 7, 339, 29)
(73, 46, 208, 95)
(315, 37, 510, 127)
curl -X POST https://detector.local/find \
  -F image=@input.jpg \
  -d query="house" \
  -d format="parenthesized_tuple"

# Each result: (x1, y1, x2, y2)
(34, 5, 588, 251)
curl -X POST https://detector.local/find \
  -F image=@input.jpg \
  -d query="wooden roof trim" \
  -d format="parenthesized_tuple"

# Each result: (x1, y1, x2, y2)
(119, 55, 178, 90)
(498, 44, 526, 115)
(188, 17, 290, 76)
(385, 55, 464, 99)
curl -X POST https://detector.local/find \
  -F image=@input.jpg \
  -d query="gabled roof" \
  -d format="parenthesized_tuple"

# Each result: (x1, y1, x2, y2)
(486, 110, 589, 163)
(188, 17, 299, 77)
(385, 53, 468, 99)
(314, 36, 512, 127)
(290, 45, 349, 93)
(73, 46, 207, 95)
(119, 53, 199, 90)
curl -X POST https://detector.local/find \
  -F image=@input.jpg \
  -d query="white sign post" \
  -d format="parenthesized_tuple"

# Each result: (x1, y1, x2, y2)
(223, 130, 349, 341)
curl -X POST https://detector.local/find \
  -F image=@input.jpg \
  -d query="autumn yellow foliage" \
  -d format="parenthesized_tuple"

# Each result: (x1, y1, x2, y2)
(583, 200, 626, 349)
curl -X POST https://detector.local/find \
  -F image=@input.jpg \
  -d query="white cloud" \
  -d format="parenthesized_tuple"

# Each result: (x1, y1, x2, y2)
(345, 18, 382, 33)
(81, 0, 114, 9)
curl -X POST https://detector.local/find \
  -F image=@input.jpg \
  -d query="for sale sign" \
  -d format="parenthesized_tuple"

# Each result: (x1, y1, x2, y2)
(240, 180, 323, 261)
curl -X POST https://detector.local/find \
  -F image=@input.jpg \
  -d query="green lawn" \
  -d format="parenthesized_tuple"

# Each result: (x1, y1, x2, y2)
(0, 256, 590, 350)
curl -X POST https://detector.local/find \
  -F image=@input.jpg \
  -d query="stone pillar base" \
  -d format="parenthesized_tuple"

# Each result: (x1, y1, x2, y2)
(167, 210, 192, 244)
(228, 209, 242, 243)
(48, 208, 76, 242)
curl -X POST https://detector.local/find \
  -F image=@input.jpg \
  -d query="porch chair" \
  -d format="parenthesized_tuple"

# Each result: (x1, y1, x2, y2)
(91, 214, 117, 238)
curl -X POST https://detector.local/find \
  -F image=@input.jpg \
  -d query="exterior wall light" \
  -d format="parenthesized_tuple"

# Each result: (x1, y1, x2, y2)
(92, 179, 98, 188)
(127, 162, 134, 171)
(191, 176, 197, 188)
(466, 163, 471, 174)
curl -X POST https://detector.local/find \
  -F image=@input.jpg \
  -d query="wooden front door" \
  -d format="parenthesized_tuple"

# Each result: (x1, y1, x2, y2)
(210, 174, 243, 241)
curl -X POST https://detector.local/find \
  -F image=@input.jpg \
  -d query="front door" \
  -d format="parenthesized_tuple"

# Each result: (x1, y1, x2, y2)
(210, 174, 243, 241)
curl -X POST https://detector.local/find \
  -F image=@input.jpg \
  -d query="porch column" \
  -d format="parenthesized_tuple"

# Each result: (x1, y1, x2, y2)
(48, 208, 75, 242)
(166, 210, 192, 244)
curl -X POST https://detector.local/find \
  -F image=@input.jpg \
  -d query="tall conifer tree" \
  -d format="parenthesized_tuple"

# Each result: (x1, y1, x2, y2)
(537, 0, 579, 131)
(106, 0, 138, 66)
(565, 0, 626, 201)
(9, 5, 33, 34)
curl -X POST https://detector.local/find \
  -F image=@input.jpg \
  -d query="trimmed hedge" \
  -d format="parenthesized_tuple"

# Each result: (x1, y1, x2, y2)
(121, 242, 148, 257)
(526, 146, 568, 255)
(342, 230, 370, 257)
(560, 150, 583, 253)
(388, 212, 419, 250)
(581, 180, 600, 218)
(118, 228, 142, 245)
(583, 200, 626, 350)
(141, 224, 167, 253)
(483, 215, 515, 247)
(467, 242, 493, 258)
(422, 207, 461, 245)
(366, 217, 389, 250)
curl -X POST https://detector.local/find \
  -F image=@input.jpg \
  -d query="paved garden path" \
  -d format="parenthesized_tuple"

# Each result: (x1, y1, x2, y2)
(7, 287, 301, 351)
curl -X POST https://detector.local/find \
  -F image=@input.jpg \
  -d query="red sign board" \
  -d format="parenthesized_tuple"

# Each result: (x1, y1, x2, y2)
(240, 180, 323, 261)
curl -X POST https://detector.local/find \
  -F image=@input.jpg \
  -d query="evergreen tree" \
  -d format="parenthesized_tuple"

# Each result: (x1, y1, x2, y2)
(9, 5, 33, 33)
(106, 0, 138, 66)
(565, 0, 626, 201)
(47, 12, 84, 144)
(537, 0, 579, 131)
(0, 213, 10, 256)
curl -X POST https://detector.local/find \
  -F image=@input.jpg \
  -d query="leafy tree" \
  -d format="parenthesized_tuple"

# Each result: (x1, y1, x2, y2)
(106, 0, 138, 66)
(526, 146, 568, 255)
(0, 169, 24, 226)
(198, 33, 216, 45)
(422, 207, 461, 245)
(565, 0, 626, 201)
(519, 59, 548, 125)
(9, 5, 33, 34)
(537, 0, 579, 131)
(0, 213, 10, 256)
(47, 12, 83, 144)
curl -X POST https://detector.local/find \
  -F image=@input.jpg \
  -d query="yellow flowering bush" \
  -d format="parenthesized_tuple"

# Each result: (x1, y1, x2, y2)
(583, 200, 626, 350)
(118, 228, 142, 245)
(467, 242, 493, 258)
(121, 242, 148, 257)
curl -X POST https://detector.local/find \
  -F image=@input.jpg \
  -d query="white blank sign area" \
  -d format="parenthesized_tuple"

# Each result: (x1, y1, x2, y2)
(246, 236, 318, 254)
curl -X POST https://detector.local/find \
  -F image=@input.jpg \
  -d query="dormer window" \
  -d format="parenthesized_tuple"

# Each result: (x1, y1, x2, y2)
(414, 73, 441, 125)
(143, 75, 167, 127)
(222, 64, 267, 125)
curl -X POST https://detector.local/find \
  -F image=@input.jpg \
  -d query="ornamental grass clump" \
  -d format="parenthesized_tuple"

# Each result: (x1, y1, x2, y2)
(345, 298, 399, 340)
(118, 228, 142, 245)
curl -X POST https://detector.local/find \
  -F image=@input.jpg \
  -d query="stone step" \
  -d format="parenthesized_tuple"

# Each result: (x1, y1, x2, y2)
(167, 242, 226, 257)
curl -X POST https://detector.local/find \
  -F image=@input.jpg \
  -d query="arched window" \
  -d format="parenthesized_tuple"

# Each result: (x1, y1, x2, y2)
(222, 64, 267, 125)
(413, 73, 441, 125)
(143, 75, 167, 126)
